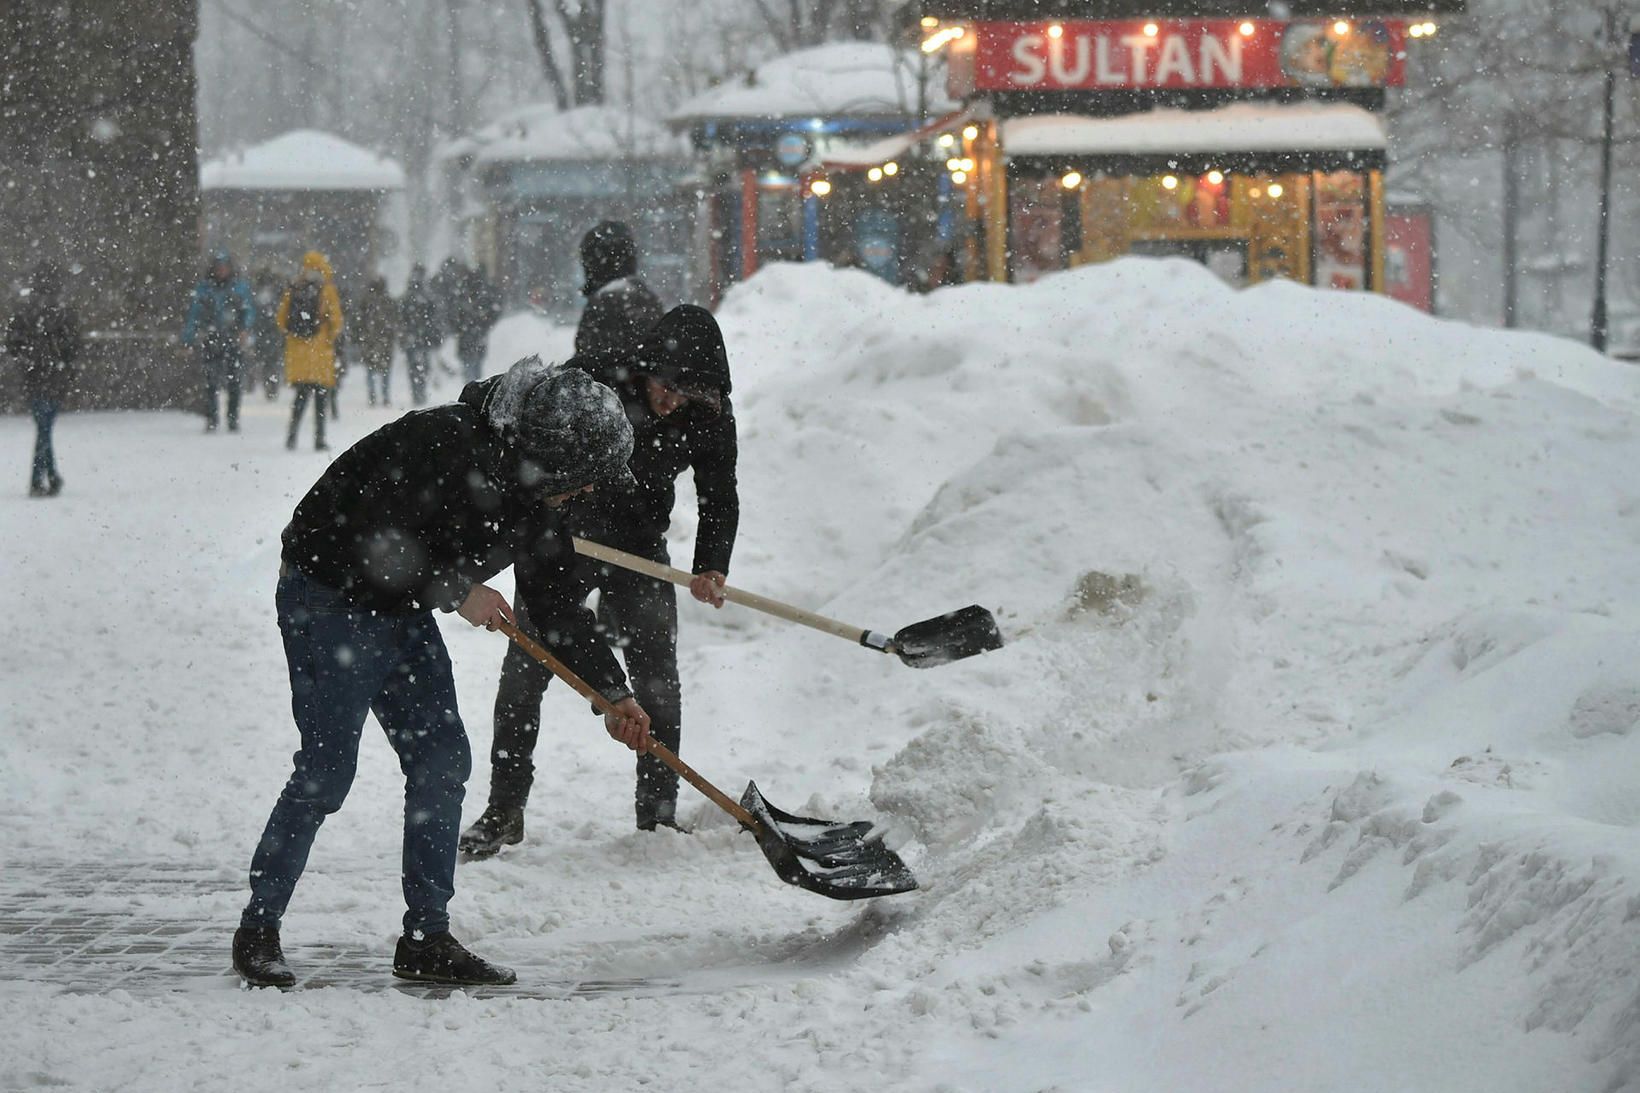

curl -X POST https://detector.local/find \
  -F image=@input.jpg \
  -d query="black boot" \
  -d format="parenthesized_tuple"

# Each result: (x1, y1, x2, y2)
(232, 925, 296, 988)
(636, 796, 684, 833)
(458, 804, 524, 859)
(393, 932, 516, 986)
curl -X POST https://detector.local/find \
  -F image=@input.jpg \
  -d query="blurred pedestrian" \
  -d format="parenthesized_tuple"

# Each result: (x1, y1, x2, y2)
(5, 262, 80, 497)
(398, 265, 441, 406)
(452, 263, 502, 383)
(181, 249, 255, 433)
(277, 251, 344, 451)
(250, 270, 285, 399)
(353, 275, 398, 406)
(573, 221, 662, 360)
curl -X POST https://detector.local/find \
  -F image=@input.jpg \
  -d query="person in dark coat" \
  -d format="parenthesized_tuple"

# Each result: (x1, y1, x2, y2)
(352, 275, 398, 406)
(250, 270, 285, 400)
(573, 220, 663, 360)
(5, 262, 80, 497)
(232, 356, 652, 990)
(398, 265, 442, 406)
(181, 250, 256, 432)
(461, 304, 737, 854)
(452, 264, 503, 383)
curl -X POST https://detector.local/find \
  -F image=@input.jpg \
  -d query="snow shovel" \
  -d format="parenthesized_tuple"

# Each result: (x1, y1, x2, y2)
(495, 620, 918, 901)
(572, 537, 1004, 669)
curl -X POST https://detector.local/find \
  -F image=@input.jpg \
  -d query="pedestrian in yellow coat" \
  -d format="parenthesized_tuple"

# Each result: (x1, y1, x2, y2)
(277, 250, 344, 451)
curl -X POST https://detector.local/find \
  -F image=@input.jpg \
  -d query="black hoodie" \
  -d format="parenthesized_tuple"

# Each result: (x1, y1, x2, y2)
(280, 377, 630, 701)
(568, 306, 738, 575)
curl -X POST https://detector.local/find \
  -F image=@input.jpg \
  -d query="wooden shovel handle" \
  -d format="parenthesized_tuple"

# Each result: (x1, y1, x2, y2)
(494, 619, 761, 831)
(572, 537, 892, 652)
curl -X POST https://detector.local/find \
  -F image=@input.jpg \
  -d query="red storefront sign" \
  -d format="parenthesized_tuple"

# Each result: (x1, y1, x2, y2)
(975, 20, 1407, 91)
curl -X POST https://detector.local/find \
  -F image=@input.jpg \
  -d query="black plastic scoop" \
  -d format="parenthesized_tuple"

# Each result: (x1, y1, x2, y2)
(499, 622, 919, 901)
(574, 537, 1005, 669)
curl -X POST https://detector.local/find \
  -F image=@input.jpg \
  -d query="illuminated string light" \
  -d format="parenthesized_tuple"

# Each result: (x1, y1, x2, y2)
(1061, 170, 1083, 189)
(867, 167, 883, 182)
(811, 179, 831, 197)
(1143, 22, 1159, 37)
(963, 125, 980, 141)
(951, 170, 968, 184)
(882, 161, 899, 176)
(1048, 24, 1063, 39)
(920, 15, 938, 28)
(1207, 170, 1224, 185)
(1333, 20, 1350, 35)
(1267, 182, 1285, 198)
(1239, 21, 1255, 36)
(938, 133, 956, 148)
(1161, 174, 1179, 190)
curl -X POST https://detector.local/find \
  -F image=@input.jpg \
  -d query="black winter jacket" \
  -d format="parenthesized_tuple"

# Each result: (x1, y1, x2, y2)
(5, 295, 80, 402)
(575, 276, 663, 362)
(567, 355, 738, 576)
(280, 377, 629, 701)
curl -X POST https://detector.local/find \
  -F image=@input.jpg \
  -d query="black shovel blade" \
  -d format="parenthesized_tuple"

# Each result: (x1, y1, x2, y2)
(891, 605, 1004, 669)
(740, 781, 918, 901)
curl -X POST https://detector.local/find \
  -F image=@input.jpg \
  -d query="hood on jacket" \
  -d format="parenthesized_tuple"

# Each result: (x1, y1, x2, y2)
(465, 357, 637, 496)
(208, 248, 234, 281)
(635, 304, 731, 402)
(299, 250, 334, 284)
(580, 220, 637, 296)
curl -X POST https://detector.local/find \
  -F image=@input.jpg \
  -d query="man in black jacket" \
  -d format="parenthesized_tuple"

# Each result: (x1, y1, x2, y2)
(574, 220, 663, 360)
(461, 304, 737, 854)
(233, 357, 652, 989)
(6, 262, 80, 497)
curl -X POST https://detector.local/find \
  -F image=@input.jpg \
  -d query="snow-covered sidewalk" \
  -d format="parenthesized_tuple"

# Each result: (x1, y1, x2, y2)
(3, 261, 1638, 1092)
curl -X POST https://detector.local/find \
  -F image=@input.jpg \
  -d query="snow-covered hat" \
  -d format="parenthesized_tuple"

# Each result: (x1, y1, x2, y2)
(485, 356, 636, 495)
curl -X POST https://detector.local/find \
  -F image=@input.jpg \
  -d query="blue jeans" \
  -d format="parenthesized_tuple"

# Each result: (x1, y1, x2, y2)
(243, 568, 472, 935)
(30, 398, 58, 488)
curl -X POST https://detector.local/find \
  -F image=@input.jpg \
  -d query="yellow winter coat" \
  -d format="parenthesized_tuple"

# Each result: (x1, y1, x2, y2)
(277, 251, 344, 388)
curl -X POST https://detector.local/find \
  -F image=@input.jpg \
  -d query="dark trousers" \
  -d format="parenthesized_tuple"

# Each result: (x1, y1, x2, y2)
(489, 555, 681, 822)
(287, 383, 328, 447)
(243, 568, 472, 935)
(202, 349, 243, 431)
(365, 352, 391, 406)
(405, 346, 432, 405)
(29, 398, 58, 489)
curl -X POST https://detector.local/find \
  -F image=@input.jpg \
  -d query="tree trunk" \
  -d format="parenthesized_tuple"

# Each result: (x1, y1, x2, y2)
(1501, 116, 1519, 329)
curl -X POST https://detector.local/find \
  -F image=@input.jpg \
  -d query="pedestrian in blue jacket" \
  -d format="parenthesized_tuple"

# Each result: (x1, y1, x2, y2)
(181, 250, 256, 432)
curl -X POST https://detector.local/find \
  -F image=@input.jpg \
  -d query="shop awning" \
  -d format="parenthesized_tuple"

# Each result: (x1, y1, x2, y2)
(1001, 103, 1387, 174)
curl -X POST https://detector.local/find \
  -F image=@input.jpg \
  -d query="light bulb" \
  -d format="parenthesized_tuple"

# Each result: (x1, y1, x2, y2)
(1061, 171, 1083, 189)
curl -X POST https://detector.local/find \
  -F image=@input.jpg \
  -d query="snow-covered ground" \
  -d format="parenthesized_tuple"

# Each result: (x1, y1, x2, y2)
(4, 260, 1639, 1092)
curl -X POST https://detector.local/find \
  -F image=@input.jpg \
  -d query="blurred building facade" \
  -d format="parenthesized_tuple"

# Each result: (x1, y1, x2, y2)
(0, 0, 201, 409)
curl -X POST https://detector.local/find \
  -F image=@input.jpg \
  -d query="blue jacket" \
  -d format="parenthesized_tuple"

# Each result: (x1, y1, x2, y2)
(182, 277, 256, 349)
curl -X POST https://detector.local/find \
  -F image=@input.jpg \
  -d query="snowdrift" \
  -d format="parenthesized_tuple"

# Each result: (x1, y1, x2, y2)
(4, 259, 1639, 1091)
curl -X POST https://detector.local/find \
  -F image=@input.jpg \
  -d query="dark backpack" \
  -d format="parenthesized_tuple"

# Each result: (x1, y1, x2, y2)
(286, 281, 323, 338)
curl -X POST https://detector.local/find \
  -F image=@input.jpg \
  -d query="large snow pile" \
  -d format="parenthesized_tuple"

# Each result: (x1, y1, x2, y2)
(4, 260, 1639, 1091)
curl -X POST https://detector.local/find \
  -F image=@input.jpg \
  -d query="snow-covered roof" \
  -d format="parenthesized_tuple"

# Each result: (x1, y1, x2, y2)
(670, 42, 955, 123)
(820, 109, 974, 168)
(200, 129, 405, 192)
(453, 103, 687, 167)
(1001, 103, 1387, 157)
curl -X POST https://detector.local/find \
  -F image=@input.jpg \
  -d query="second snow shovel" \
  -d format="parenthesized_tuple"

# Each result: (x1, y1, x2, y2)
(496, 620, 917, 901)
(573, 537, 1004, 669)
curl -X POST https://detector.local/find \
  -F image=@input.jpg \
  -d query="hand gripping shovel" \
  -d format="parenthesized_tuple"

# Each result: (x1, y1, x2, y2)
(573, 538, 1004, 669)
(496, 620, 918, 901)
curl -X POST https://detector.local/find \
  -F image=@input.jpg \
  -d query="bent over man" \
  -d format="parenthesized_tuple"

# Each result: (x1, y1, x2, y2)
(233, 357, 651, 989)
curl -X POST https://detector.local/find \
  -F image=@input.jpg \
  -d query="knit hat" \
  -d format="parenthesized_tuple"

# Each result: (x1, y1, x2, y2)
(484, 356, 636, 494)
(580, 220, 637, 296)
